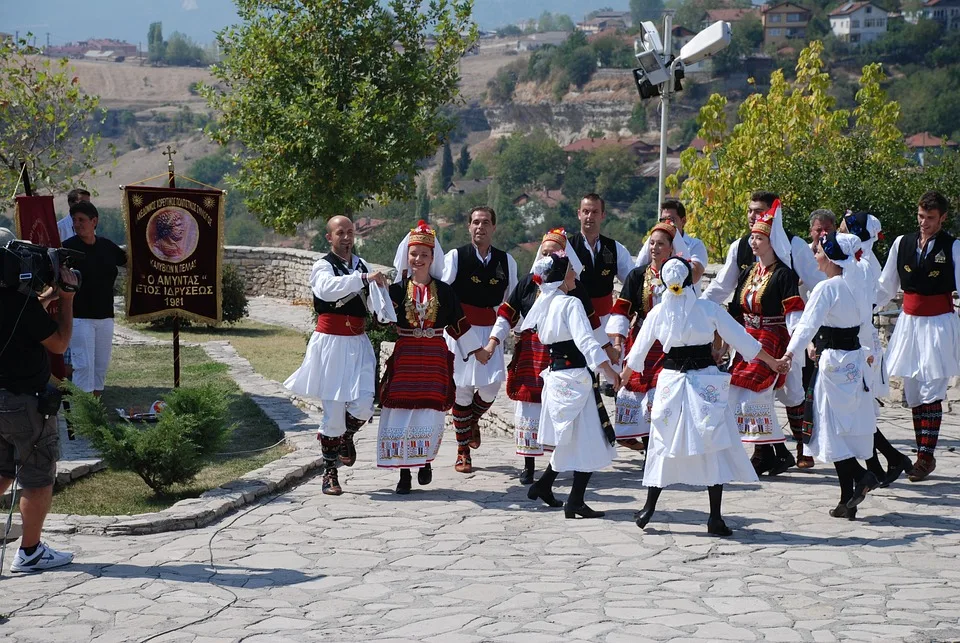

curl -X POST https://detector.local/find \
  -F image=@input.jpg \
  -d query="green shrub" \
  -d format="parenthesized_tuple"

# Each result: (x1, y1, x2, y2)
(65, 383, 232, 495)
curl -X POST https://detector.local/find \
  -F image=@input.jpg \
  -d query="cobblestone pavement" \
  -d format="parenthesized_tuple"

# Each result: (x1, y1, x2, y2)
(0, 403, 957, 642)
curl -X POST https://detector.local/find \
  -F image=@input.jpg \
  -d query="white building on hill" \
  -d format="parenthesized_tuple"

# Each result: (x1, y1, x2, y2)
(829, 1, 889, 45)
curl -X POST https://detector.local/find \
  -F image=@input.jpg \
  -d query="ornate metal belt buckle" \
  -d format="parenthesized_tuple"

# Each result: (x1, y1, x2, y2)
(423, 328, 437, 339)
(412, 328, 424, 338)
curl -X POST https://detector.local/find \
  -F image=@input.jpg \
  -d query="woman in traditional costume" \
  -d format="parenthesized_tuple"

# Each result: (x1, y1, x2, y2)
(608, 222, 688, 450)
(486, 228, 606, 484)
(841, 211, 915, 487)
(377, 221, 482, 494)
(524, 253, 621, 518)
(782, 231, 881, 518)
(728, 205, 804, 475)
(629, 257, 784, 535)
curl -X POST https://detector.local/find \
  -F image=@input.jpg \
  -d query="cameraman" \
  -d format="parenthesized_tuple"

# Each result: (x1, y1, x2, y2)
(0, 260, 78, 573)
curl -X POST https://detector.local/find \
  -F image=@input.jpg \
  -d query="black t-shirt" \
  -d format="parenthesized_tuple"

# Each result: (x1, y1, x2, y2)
(63, 236, 127, 319)
(0, 288, 59, 394)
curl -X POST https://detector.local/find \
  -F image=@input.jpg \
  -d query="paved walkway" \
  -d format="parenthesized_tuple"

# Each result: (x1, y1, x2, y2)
(2, 405, 959, 642)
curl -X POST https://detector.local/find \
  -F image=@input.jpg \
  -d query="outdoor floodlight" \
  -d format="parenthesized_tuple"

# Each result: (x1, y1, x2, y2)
(678, 21, 732, 65)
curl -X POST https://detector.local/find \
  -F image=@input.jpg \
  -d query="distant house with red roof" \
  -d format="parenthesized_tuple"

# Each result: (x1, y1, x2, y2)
(563, 137, 660, 161)
(906, 132, 958, 166)
(829, 2, 888, 46)
(701, 8, 760, 30)
(906, 0, 960, 30)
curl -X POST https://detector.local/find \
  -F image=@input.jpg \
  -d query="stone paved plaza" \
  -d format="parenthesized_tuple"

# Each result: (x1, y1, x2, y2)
(1, 402, 958, 642)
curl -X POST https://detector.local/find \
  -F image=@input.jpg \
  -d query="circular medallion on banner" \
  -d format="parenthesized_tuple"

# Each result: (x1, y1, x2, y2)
(147, 207, 199, 263)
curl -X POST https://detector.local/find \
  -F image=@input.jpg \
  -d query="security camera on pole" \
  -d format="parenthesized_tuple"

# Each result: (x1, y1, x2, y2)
(632, 16, 732, 206)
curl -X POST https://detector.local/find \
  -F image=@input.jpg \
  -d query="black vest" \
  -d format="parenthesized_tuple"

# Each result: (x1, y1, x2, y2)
(452, 244, 510, 308)
(897, 231, 957, 295)
(313, 253, 369, 317)
(569, 232, 618, 298)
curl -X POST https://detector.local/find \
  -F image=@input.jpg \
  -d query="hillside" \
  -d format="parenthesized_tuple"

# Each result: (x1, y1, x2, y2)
(65, 57, 212, 109)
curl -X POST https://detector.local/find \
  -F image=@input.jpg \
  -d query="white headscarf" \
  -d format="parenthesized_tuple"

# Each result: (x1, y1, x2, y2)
(653, 257, 697, 352)
(519, 253, 568, 332)
(530, 242, 584, 276)
(770, 201, 793, 268)
(845, 211, 883, 281)
(824, 232, 872, 325)
(392, 230, 445, 283)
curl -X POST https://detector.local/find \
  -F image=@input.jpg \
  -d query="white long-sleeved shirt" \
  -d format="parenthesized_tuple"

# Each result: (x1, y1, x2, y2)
(786, 276, 873, 357)
(537, 295, 609, 372)
(576, 235, 635, 285)
(875, 234, 960, 310)
(311, 254, 367, 303)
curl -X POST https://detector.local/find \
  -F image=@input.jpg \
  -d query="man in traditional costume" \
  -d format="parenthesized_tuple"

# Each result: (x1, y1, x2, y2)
(442, 207, 518, 474)
(628, 257, 783, 536)
(285, 216, 391, 496)
(567, 193, 637, 394)
(876, 190, 960, 482)
(608, 222, 689, 449)
(704, 191, 821, 471)
(782, 232, 880, 518)
(727, 202, 804, 474)
(485, 228, 606, 484)
(634, 199, 708, 289)
(523, 253, 620, 519)
(377, 221, 482, 493)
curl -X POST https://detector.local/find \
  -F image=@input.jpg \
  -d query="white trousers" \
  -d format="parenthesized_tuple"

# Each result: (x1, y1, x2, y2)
(71, 318, 114, 392)
(903, 377, 949, 408)
(320, 395, 375, 438)
(455, 382, 501, 406)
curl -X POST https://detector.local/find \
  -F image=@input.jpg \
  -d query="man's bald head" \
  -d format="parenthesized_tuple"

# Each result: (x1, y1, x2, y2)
(326, 215, 356, 260)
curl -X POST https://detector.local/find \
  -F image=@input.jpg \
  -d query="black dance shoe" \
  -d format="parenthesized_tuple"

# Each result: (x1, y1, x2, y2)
(527, 484, 563, 508)
(846, 471, 880, 509)
(880, 455, 914, 489)
(519, 468, 535, 485)
(634, 507, 655, 529)
(564, 503, 605, 519)
(768, 452, 797, 476)
(417, 463, 432, 486)
(396, 471, 412, 495)
(829, 503, 857, 520)
(752, 453, 778, 476)
(706, 518, 733, 537)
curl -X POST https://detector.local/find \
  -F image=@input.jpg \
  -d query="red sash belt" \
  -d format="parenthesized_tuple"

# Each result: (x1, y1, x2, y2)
(591, 295, 613, 318)
(461, 303, 497, 326)
(902, 292, 955, 316)
(316, 314, 365, 336)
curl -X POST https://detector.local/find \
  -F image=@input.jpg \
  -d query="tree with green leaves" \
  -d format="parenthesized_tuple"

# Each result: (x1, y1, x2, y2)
(631, 0, 665, 25)
(627, 101, 648, 134)
(202, 0, 476, 233)
(148, 22, 165, 64)
(440, 141, 455, 188)
(0, 38, 106, 203)
(666, 41, 945, 260)
(456, 144, 471, 177)
(417, 180, 431, 221)
(494, 130, 566, 194)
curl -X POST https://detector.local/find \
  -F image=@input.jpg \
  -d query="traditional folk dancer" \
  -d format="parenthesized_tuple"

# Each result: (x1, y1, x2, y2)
(442, 207, 518, 474)
(609, 222, 689, 449)
(628, 258, 784, 536)
(840, 211, 915, 487)
(634, 199, 708, 289)
(523, 253, 621, 519)
(876, 190, 960, 482)
(285, 216, 392, 496)
(377, 221, 482, 493)
(485, 228, 605, 484)
(703, 191, 823, 470)
(782, 232, 881, 518)
(728, 204, 805, 475)
(567, 193, 636, 394)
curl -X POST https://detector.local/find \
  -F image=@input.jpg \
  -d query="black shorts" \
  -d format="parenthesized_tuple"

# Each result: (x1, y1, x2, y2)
(0, 390, 60, 488)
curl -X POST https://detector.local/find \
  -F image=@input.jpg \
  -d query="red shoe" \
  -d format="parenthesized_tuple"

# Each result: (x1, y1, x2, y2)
(907, 457, 936, 482)
(468, 420, 482, 449)
(322, 468, 343, 495)
(455, 447, 473, 473)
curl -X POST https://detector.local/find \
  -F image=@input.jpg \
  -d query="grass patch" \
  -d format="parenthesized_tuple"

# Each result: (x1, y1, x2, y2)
(51, 345, 292, 515)
(120, 318, 308, 384)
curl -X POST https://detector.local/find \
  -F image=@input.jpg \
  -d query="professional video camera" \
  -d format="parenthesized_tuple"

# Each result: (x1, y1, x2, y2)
(0, 240, 82, 297)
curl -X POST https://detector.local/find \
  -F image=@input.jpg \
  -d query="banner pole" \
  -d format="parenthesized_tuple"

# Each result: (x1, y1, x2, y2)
(164, 146, 181, 388)
(19, 161, 32, 197)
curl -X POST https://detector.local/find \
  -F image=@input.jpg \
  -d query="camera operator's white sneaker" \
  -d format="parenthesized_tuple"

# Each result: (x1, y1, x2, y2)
(10, 542, 73, 573)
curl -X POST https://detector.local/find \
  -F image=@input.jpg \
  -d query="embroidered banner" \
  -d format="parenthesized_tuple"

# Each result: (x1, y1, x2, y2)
(14, 195, 66, 379)
(122, 186, 225, 324)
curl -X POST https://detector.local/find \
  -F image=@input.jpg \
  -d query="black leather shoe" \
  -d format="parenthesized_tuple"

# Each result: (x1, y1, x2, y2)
(417, 463, 432, 486)
(881, 455, 914, 488)
(396, 471, 412, 495)
(519, 468, 535, 485)
(768, 453, 796, 476)
(752, 454, 777, 476)
(846, 471, 880, 509)
(706, 518, 733, 537)
(829, 503, 857, 520)
(527, 484, 563, 508)
(635, 507, 655, 529)
(564, 503, 605, 519)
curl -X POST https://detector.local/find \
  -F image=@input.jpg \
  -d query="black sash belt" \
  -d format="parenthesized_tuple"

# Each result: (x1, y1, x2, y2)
(547, 340, 617, 445)
(662, 344, 714, 372)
